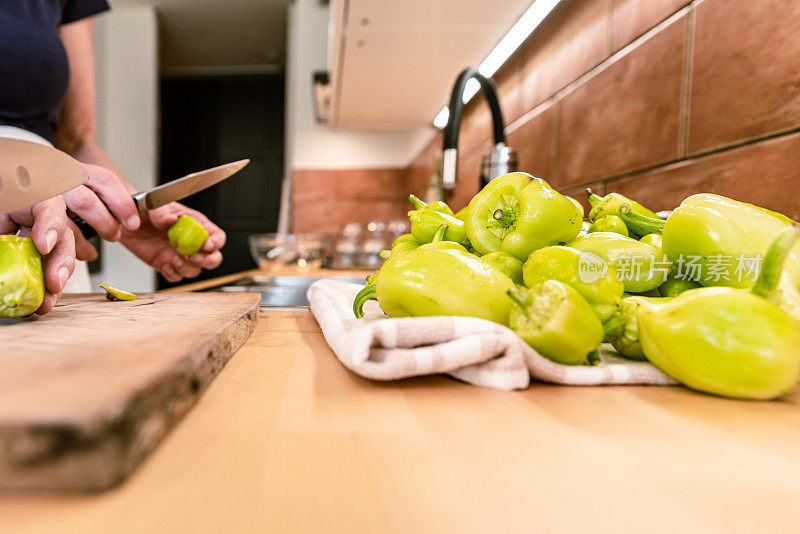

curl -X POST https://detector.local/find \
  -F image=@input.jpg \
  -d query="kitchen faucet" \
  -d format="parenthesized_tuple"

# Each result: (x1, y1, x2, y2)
(441, 67, 517, 190)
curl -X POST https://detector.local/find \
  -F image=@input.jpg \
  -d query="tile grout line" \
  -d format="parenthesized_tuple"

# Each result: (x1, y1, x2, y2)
(678, 2, 697, 157)
(607, 0, 615, 56)
(549, 102, 560, 181)
(505, 3, 695, 136)
(599, 126, 800, 188)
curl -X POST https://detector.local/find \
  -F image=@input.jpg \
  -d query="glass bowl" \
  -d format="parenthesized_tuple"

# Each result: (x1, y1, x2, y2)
(248, 233, 331, 274)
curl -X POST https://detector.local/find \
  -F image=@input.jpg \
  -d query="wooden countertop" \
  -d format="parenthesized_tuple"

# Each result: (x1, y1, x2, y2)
(2, 276, 800, 532)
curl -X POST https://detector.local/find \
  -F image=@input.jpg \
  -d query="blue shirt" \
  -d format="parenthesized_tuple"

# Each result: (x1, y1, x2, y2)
(0, 0, 109, 143)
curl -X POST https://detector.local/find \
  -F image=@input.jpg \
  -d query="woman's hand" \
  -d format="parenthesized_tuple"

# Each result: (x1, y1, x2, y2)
(0, 197, 76, 314)
(120, 202, 225, 283)
(64, 163, 141, 261)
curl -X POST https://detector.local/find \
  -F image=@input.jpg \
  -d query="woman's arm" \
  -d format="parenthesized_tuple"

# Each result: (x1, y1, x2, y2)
(56, 18, 140, 259)
(56, 20, 128, 185)
(56, 18, 225, 281)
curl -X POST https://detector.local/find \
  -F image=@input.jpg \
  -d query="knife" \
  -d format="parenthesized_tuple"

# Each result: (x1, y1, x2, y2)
(72, 159, 249, 239)
(0, 138, 89, 214)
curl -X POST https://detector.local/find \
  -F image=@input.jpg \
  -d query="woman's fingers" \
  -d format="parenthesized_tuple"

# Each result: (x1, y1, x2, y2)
(186, 250, 223, 269)
(171, 257, 201, 279)
(42, 227, 76, 296)
(36, 292, 62, 316)
(63, 185, 122, 242)
(160, 264, 182, 283)
(29, 197, 69, 256)
(147, 244, 183, 283)
(148, 203, 226, 251)
(82, 164, 140, 231)
(147, 204, 180, 231)
(0, 214, 15, 235)
(63, 164, 141, 241)
(183, 208, 225, 251)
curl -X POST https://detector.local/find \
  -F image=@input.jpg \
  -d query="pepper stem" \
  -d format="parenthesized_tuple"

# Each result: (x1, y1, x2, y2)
(586, 189, 603, 209)
(431, 224, 448, 243)
(751, 225, 800, 303)
(506, 286, 530, 313)
(602, 314, 626, 338)
(615, 205, 666, 235)
(378, 250, 391, 260)
(408, 194, 426, 210)
(491, 208, 516, 228)
(353, 284, 378, 318)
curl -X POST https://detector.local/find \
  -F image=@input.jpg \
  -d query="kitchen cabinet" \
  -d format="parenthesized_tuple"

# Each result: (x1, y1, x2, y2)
(328, 0, 533, 127)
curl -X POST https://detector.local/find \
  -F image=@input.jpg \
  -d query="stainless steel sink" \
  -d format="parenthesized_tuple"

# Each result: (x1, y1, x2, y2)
(204, 275, 365, 307)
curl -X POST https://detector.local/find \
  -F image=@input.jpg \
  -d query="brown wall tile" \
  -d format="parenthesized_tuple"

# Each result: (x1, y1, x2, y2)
(520, 0, 610, 111)
(497, 52, 524, 125)
(292, 168, 409, 234)
(553, 14, 687, 187)
(688, 0, 800, 154)
(292, 169, 338, 201)
(361, 200, 410, 223)
(337, 168, 407, 199)
(611, 0, 689, 51)
(606, 131, 800, 219)
(292, 198, 361, 234)
(506, 106, 555, 179)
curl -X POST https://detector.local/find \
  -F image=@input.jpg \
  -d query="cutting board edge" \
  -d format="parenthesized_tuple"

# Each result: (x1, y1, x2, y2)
(0, 294, 260, 493)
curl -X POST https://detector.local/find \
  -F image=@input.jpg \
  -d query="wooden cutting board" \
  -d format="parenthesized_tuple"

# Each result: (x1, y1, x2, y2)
(0, 292, 260, 492)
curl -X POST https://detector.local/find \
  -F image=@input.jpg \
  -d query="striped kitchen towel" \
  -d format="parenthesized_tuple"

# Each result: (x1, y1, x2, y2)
(307, 279, 677, 391)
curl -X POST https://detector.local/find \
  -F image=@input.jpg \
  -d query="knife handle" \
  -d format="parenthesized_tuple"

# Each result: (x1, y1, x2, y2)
(71, 214, 98, 239)
(70, 193, 146, 239)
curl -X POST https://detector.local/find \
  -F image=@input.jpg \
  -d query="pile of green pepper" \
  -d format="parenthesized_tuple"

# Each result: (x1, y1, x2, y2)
(353, 172, 800, 400)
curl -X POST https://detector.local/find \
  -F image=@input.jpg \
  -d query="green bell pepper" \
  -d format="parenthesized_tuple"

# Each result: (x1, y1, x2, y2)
(413, 224, 468, 253)
(567, 232, 670, 293)
(353, 246, 514, 324)
(637, 225, 800, 400)
(588, 215, 629, 237)
(587, 189, 657, 233)
(408, 194, 454, 216)
(465, 172, 582, 261)
(522, 245, 624, 322)
(168, 215, 209, 256)
(658, 270, 701, 297)
(567, 196, 585, 219)
(507, 281, 604, 365)
(0, 235, 45, 318)
(99, 283, 137, 301)
(480, 251, 523, 285)
(408, 208, 468, 245)
(377, 225, 461, 264)
(453, 206, 468, 222)
(615, 193, 791, 289)
(639, 233, 662, 249)
(389, 233, 420, 255)
(602, 296, 668, 361)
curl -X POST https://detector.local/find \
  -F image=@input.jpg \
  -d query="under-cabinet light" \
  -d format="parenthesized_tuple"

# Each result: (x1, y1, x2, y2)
(433, 0, 563, 129)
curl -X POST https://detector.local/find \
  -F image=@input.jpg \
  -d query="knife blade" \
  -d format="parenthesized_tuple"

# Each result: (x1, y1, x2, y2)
(72, 159, 249, 239)
(0, 138, 89, 214)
